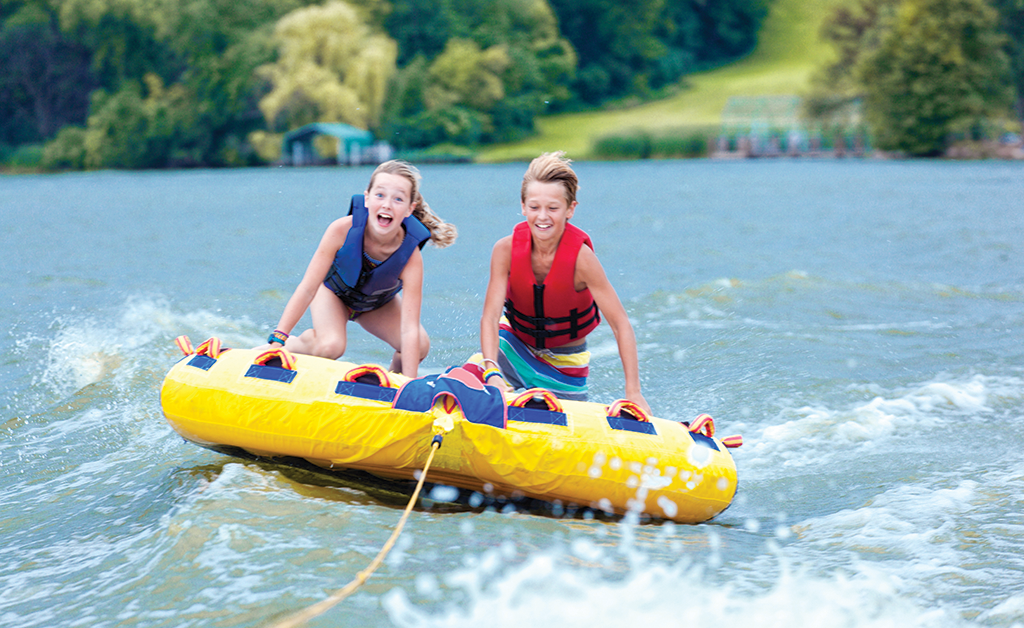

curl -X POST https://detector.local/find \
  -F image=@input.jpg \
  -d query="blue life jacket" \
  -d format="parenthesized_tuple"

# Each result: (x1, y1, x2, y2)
(323, 194, 430, 313)
(393, 366, 508, 429)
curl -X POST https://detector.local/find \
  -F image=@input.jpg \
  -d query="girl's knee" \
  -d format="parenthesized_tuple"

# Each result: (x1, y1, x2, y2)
(317, 336, 347, 359)
(420, 329, 431, 358)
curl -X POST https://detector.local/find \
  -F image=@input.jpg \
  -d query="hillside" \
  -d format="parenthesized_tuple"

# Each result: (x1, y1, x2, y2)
(478, 0, 844, 162)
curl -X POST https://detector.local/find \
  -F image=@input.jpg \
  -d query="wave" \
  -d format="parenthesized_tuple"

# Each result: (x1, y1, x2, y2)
(380, 537, 969, 628)
(787, 460, 1024, 615)
(734, 373, 1024, 475)
(9, 295, 261, 406)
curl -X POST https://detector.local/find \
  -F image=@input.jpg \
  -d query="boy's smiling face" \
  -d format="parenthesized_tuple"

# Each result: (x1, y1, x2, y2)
(521, 181, 577, 245)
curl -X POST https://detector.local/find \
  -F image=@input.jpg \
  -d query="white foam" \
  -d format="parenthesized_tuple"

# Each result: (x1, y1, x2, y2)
(799, 481, 978, 562)
(983, 593, 1024, 621)
(775, 458, 1024, 609)
(381, 543, 965, 627)
(23, 295, 261, 400)
(740, 374, 1024, 471)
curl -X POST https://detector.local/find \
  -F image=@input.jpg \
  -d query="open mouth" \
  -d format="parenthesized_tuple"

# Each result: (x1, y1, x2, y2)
(377, 212, 394, 227)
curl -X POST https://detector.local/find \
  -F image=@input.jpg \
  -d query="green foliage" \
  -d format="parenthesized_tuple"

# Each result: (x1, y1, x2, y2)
(42, 74, 203, 169)
(41, 126, 88, 170)
(811, 0, 1016, 155)
(687, 0, 771, 60)
(4, 0, 770, 167)
(56, 0, 184, 89)
(1, 142, 44, 169)
(145, 0, 308, 60)
(424, 39, 509, 112)
(257, 0, 397, 132)
(382, 0, 576, 148)
(592, 127, 713, 159)
(550, 0, 666, 101)
(0, 4, 95, 144)
(650, 131, 712, 158)
(859, 0, 1012, 155)
(594, 132, 655, 159)
(990, 0, 1024, 123)
(549, 0, 769, 103)
(14, 0, 309, 168)
(813, 0, 900, 97)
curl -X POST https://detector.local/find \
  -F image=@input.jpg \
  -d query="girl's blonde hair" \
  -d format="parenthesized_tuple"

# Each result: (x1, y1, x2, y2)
(521, 151, 579, 206)
(368, 160, 457, 248)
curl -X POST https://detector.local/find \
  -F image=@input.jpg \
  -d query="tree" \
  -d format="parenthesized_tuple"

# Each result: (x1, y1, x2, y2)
(813, 0, 901, 97)
(990, 0, 1024, 126)
(0, 4, 95, 144)
(548, 0, 666, 102)
(257, 0, 397, 132)
(688, 0, 769, 62)
(858, 0, 1012, 155)
(548, 0, 768, 103)
(43, 73, 202, 169)
(143, 0, 319, 165)
(804, 0, 900, 126)
(425, 39, 509, 112)
(382, 0, 575, 145)
(55, 0, 184, 89)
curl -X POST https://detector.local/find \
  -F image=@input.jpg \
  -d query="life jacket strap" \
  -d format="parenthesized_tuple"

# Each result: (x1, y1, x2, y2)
(503, 298, 600, 347)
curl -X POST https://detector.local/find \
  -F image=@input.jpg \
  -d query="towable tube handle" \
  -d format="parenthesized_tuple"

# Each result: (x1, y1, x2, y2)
(509, 388, 564, 413)
(688, 413, 715, 437)
(198, 337, 224, 358)
(253, 347, 297, 370)
(687, 414, 743, 448)
(607, 399, 651, 422)
(196, 337, 224, 359)
(721, 435, 743, 448)
(175, 335, 226, 358)
(342, 364, 397, 388)
(175, 335, 195, 356)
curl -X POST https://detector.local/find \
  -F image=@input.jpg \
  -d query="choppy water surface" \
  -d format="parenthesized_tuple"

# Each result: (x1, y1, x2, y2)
(2, 159, 1023, 627)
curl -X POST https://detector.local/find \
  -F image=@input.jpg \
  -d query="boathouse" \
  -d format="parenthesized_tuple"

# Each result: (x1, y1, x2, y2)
(281, 123, 391, 166)
(712, 95, 869, 158)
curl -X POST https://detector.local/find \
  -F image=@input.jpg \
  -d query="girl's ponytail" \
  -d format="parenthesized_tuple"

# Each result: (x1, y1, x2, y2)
(412, 195, 457, 248)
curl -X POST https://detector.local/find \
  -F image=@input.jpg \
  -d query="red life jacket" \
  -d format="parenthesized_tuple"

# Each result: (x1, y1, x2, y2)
(504, 221, 601, 349)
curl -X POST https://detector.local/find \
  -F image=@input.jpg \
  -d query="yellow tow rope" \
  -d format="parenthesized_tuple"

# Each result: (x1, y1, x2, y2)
(269, 433, 445, 628)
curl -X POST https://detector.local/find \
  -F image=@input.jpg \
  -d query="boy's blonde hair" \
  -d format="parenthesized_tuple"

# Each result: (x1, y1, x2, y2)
(521, 151, 579, 206)
(368, 160, 457, 248)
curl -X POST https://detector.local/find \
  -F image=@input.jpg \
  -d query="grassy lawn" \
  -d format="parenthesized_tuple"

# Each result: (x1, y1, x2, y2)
(478, 0, 844, 162)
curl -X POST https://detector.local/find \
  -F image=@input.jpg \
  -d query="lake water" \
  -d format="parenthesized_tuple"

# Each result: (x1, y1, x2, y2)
(1, 159, 1023, 627)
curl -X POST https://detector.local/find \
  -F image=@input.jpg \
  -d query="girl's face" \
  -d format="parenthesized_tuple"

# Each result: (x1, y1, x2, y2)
(365, 172, 416, 239)
(521, 181, 576, 245)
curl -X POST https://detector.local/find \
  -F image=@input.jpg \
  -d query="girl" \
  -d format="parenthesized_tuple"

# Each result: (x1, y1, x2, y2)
(479, 151, 650, 413)
(263, 160, 456, 378)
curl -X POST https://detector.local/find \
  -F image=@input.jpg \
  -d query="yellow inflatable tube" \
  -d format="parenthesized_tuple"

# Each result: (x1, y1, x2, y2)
(160, 338, 742, 523)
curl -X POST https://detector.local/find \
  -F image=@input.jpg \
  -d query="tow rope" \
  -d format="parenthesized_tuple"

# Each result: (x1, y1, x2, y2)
(269, 433, 445, 628)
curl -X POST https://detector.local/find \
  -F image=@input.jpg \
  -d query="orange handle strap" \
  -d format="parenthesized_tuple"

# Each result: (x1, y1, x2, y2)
(689, 413, 715, 438)
(175, 335, 195, 356)
(509, 388, 564, 413)
(194, 337, 223, 359)
(342, 364, 396, 388)
(721, 435, 743, 448)
(253, 347, 296, 370)
(607, 399, 651, 422)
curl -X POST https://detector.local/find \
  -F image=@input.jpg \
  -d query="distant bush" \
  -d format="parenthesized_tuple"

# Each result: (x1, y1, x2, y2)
(592, 127, 715, 159)
(651, 131, 713, 158)
(593, 131, 652, 159)
(2, 143, 44, 169)
(42, 127, 87, 170)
